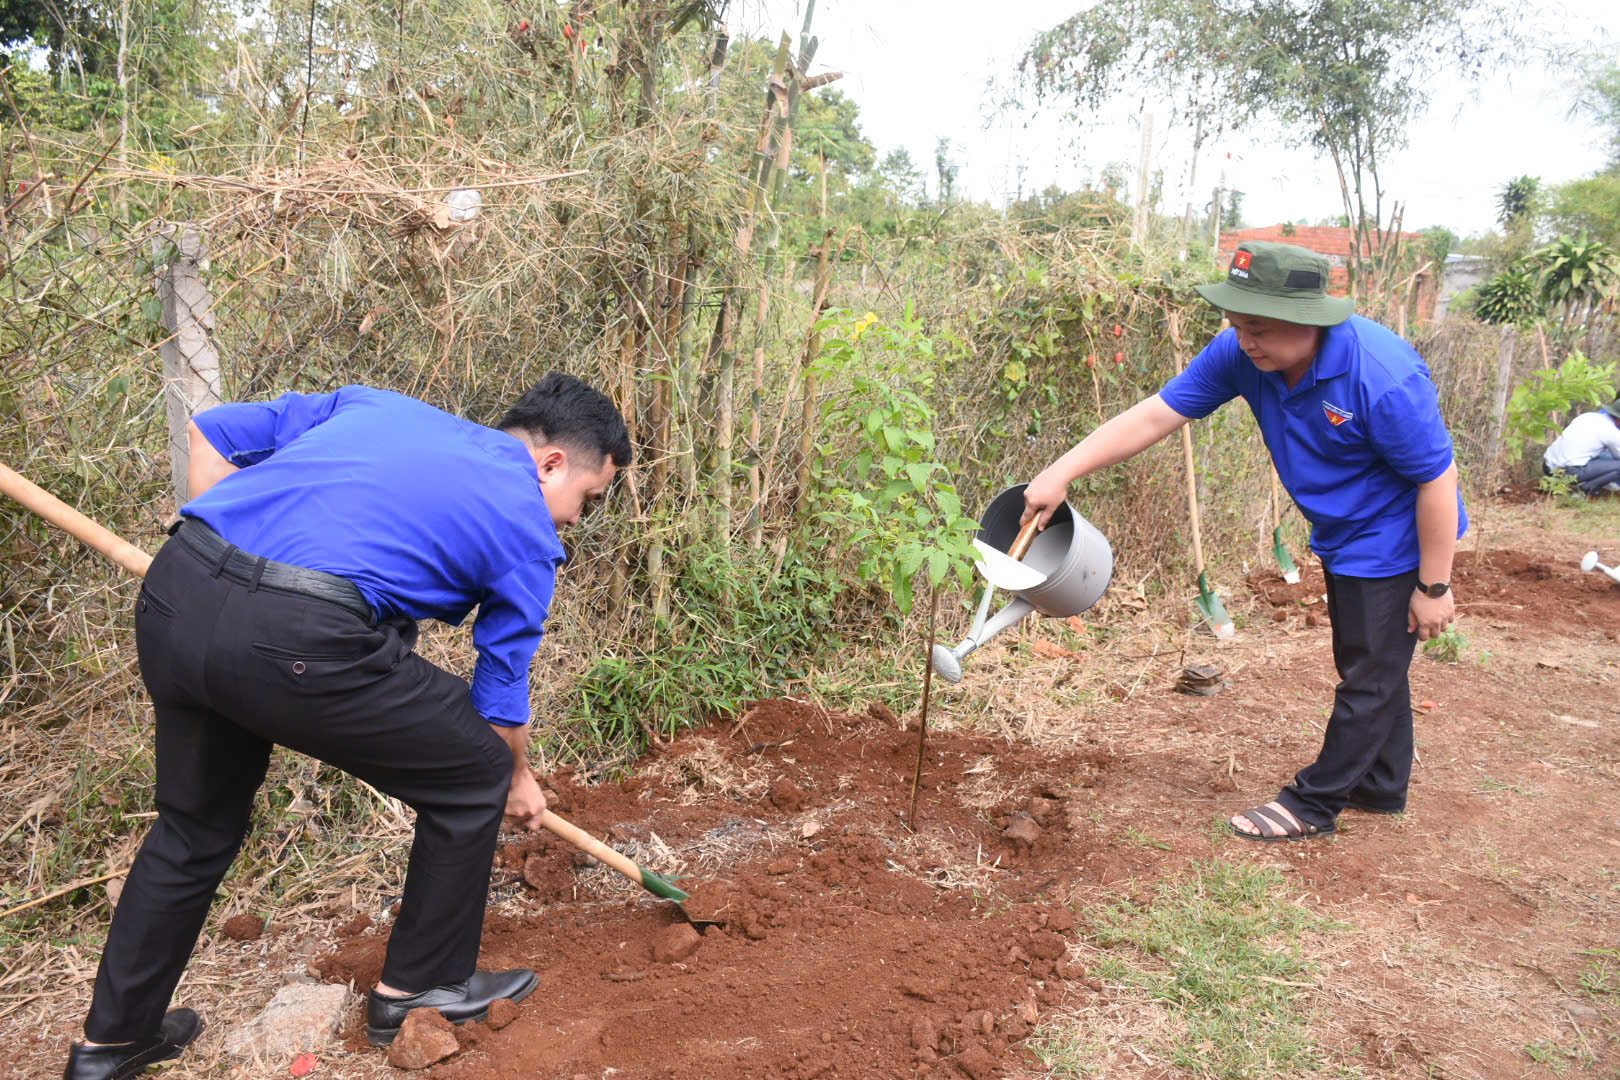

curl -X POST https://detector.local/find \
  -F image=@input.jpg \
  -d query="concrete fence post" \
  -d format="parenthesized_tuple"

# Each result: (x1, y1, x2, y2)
(152, 225, 223, 511)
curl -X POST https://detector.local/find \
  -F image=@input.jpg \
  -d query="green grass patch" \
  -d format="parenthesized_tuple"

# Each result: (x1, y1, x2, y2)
(1025, 1024, 1107, 1076)
(1523, 1039, 1595, 1073)
(1578, 946, 1620, 998)
(571, 541, 846, 754)
(1045, 859, 1340, 1079)
(1118, 825, 1172, 851)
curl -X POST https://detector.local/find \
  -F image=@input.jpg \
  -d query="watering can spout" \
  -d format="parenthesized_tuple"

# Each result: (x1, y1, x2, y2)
(932, 598, 1035, 682)
(1580, 550, 1620, 584)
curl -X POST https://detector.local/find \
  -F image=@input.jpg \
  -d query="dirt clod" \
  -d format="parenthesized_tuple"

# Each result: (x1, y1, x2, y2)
(486, 998, 519, 1030)
(1045, 907, 1075, 933)
(338, 913, 372, 937)
(1000, 814, 1042, 849)
(679, 881, 736, 925)
(221, 913, 263, 941)
(867, 701, 898, 724)
(1026, 932, 1067, 960)
(911, 1014, 937, 1050)
(652, 922, 703, 963)
(386, 1008, 458, 1070)
(957, 1042, 997, 1079)
(768, 778, 808, 812)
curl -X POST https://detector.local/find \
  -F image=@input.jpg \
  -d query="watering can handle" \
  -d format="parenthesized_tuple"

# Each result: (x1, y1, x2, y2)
(1008, 518, 1040, 562)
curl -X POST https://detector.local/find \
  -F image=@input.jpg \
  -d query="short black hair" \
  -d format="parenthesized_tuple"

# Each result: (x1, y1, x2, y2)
(497, 372, 632, 467)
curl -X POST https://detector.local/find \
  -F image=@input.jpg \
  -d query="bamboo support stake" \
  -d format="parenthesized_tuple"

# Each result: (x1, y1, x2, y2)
(906, 584, 941, 830)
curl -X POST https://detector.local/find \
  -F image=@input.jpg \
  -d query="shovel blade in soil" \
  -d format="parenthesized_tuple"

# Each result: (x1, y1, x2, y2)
(1195, 571, 1235, 639)
(638, 868, 690, 903)
(1272, 527, 1301, 584)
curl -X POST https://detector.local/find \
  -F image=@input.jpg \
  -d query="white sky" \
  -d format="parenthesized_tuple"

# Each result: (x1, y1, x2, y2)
(742, 0, 1618, 238)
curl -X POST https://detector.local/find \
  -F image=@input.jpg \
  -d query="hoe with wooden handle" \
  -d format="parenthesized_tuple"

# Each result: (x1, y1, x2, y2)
(0, 460, 706, 918)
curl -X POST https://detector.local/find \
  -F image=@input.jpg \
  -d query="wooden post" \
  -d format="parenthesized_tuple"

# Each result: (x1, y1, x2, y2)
(1485, 324, 1516, 478)
(154, 226, 223, 512)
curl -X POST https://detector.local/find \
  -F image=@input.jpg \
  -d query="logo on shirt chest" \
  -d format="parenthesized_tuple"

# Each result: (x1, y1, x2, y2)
(1322, 401, 1353, 428)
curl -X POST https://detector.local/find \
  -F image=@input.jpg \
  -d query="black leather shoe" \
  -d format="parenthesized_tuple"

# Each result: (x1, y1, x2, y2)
(365, 968, 538, 1047)
(64, 1008, 202, 1080)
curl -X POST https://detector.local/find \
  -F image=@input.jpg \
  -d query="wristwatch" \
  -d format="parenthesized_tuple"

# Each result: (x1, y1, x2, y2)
(1416, 579, 1450, 598)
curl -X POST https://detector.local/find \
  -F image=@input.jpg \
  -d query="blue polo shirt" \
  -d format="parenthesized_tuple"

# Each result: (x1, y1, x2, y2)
(181, 385, 564, 726)
(1159, 315, 1467, 576)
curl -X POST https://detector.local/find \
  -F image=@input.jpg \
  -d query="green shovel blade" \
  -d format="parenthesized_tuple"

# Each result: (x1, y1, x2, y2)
(1195, 570, 1235, 637)
(637, 867, 690, 903)
(1271, 527, 1298, 575)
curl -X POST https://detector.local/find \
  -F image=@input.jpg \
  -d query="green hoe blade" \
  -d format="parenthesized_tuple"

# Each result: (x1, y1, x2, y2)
(1195, 570, 1235, 639)
(1271, 526, 1301, 584)
(637, 867, 690, 903)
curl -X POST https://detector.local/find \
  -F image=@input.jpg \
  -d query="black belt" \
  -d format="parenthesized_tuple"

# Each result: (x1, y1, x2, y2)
(173, 519, 375, 623)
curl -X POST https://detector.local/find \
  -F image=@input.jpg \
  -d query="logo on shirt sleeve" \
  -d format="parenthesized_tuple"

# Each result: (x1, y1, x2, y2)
(1230, 250, 1252, 279)
(1322, 401, 1353, 427)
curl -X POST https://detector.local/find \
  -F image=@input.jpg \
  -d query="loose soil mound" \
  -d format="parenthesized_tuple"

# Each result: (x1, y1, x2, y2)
(317, 700, 1111, 1079)
(1246, 547, 1619, 630)
(1453, 548, 1620, 628)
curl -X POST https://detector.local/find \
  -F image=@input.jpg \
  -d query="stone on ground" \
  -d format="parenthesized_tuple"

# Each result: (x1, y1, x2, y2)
(224, 982, 350, 1061)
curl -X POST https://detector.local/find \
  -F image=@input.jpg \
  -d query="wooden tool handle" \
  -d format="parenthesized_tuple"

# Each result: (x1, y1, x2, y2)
(1007, 517, 1040, 561)
(0, 461, 153, 579)
(537, 809, 644, 886)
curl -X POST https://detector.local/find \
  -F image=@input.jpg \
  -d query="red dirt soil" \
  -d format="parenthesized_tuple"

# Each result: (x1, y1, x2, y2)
(1247, 547, 1620, 630)
(317, 699, 1109, 1079)
(296, 542, 1620, 1078)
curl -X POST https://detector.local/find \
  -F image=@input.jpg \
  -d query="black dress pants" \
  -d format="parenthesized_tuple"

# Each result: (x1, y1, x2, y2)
(1275, 567, 1420, 829)
(84, 535, 511, 1043)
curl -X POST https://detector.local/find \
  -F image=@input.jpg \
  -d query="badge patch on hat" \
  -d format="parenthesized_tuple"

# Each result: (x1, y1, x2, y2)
(1322, 401, 1353, 427)
(1230, 250, 1252, 279)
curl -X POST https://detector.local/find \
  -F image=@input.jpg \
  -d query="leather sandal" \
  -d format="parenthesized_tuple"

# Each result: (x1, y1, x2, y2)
(1229, 803, 1335, 842)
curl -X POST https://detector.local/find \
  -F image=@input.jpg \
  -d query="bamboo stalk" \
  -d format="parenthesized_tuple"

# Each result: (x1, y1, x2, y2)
(794, 228, 835, 519)
(675, 218, 703, 500)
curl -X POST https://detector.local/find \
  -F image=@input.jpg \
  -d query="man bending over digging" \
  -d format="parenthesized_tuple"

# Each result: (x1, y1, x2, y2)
(64, 373, 629, 1080)
(1023, 241, 1465, 843)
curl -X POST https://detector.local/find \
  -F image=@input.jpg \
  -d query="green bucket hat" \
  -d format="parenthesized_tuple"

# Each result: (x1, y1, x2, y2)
(1194, 241, 1355, 327)
(1603, 397, 1620, 420)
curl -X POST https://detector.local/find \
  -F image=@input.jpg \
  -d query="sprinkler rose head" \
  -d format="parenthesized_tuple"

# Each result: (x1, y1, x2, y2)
(1581, 550, 1600, 573)
(931, 643, 963, 684)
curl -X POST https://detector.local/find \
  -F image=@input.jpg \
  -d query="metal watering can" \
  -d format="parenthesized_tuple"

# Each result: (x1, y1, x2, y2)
(931, 484, 1114, 683)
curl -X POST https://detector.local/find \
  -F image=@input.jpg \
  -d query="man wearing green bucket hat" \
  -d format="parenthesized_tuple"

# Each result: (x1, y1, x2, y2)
(1024, 240, 1466, 842)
